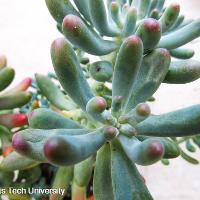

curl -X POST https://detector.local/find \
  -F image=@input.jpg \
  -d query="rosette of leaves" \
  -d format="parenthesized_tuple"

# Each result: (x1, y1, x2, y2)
(10, 0, 200, 199)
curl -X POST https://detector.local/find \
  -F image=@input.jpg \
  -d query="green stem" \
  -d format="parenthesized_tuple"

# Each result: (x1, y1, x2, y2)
(72, 180, 87, 200)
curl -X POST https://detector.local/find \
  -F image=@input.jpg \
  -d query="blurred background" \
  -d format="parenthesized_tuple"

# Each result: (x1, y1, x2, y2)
(0, 0, 200, 199)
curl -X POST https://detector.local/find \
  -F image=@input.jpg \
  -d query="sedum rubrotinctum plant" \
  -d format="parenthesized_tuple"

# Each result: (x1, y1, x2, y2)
(0, 54, 33, 196)
(10, 0, 200, 199)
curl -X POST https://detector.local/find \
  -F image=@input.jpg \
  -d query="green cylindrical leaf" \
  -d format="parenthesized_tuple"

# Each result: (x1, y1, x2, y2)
(159, 3, 180, 33)
(0, 92, 31, 110)
(119, 135, 164, 166)
(74, 156, 94, 187)
(119, 103, 151, 126)
(122, 7, 137, 37)
(94, 144, 114, 200)
(138, 0, 151, 19)
(164, 60, 200, 84)
(51, 38, 94, 111)
(86, 96, 107, 114)
(136, 136, 180, 158)
(73, 0, 91, 23)
(180, 149, 199, 164)
(186, 140, 196, 153)
(12, 128, 90, 162)
(35, 73, 77, 110)
(43, 127, 117, 166)
(192, 136, 200, 148)
(80, 57, 89, 65)
(88, 0, 120, 37)
(149, 9, 159, 19)
(136, 18, 161, 50)
(158, 19, 200, 49)
(62, 15, 118, 55)
(147, 0, 158, 16)
(0, 67, 15, 92)
(126, 48, 171, 111)
(110, 139, 153, 200)
(168, 15, 185, 32)
(3, 77, 32, 95)
(156, 138, 180, 158)
(161, 159, 170, 165)
(136, 105, 200, 137)
(170, 48, 194, 59)
(89, 61, 113, 82)
(86, 96, 115, 124)
(28, 108, 82, 129)
(156, 0, 165, 11)
(45, 0, 80, 24)
(177, 18, 193, 30)
(122, 3, 130, 16)
(110, 2, 122, 28)
(112, 35, 143, 115)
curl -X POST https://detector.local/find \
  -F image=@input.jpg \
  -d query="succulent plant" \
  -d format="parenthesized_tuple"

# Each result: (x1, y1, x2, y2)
(0, 54, 34, 197)
(8, 0, 200, 199)
(0, 54, 32, 137)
